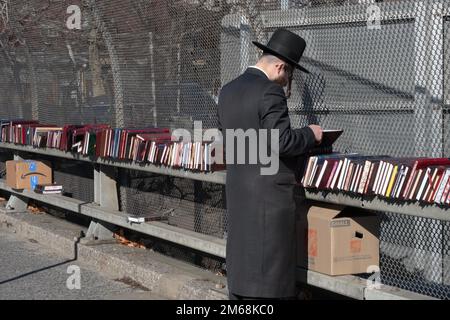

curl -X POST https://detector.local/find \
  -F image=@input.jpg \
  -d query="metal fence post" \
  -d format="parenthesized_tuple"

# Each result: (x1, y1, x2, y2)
(413, 0, 444, 285)
(89, 0, 124, 128)
(240, 15, 250, 74)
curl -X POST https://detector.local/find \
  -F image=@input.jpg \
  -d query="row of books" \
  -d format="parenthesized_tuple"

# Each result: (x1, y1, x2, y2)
(302, 154, 450, 206)
(0, 120, 225, 172)
(154, 141, 223, 171)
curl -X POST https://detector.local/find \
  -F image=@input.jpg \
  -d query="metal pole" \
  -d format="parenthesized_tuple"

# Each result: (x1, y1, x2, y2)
(149, 32, 157, 127)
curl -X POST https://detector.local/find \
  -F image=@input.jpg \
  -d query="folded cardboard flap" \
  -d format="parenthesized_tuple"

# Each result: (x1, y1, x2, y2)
(297, 204, 379, 276)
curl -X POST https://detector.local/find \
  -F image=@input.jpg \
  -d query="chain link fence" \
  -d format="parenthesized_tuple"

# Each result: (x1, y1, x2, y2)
(0, 0, 449, 298)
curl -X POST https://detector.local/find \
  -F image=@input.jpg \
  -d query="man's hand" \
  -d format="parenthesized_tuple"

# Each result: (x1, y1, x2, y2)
(308, 125, 323, 144)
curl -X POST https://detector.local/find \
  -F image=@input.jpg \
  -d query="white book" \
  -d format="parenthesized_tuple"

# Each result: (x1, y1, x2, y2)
(307, 157, 318, 187)
(204, 143, 207, 171)
(381, 163, 393, 196)
(177, 143, 182, 167)
(358, 160, 371, 194)
(349, 164, 359, 192)
(187, 143, 191, 167)
(392, 165, 405, 198)
(393, 166, 405, 198)
(377, 162, 389, 195)
(303, 156, 315, 186)
(435, 169, 450, 204)
(161, 145, 167, 165)
(423, 168, 438, 202)
(337, 158, 349, 190)
(373, 161, 385, 194)
(416, 167, 431, 201)
(197, 142, 201, 169)
(308, 158, 319, 187)
(187, 143, 191, 169)
(315, 160, 329, 189)
(394, 166, 409, 198)
(335, 158, 348, 190)
(173, 143, 177, 167)
(181, 143, 186, 167)
(84, 133, 90, 155)
(152, 142, 157, 163)
(408, 169, 423, 200)
(347, 163, 356, 192)
(206, 144, 210, 171)
(301, 157, 313, 186)
(150, 142, 156, 162)
(355, 164, 364, 193)
(354, 164, 363, 193)
(308, 163, 318, 188)
(343, 159, 353, 190)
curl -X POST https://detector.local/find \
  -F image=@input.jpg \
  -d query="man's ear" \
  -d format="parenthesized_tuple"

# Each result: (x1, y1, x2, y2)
(275, 62, 284, 75)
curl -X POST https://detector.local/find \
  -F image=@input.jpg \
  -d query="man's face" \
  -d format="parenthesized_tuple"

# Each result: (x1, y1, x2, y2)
(273, 62, 293, 88)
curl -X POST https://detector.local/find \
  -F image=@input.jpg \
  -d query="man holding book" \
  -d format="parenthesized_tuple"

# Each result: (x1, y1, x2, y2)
(218, 28, 322, 300)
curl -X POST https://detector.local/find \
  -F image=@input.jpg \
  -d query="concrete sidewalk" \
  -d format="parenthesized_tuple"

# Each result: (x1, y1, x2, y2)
(0, 204, 228, 300)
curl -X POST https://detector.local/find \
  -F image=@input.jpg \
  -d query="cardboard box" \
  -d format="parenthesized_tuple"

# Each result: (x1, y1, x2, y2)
(6, 160, 52, 190)
(297, 204, 379, 276)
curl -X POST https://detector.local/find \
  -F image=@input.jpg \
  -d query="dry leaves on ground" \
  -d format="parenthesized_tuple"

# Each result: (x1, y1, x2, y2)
(113, 229, 146, 249)
(27, 203, 45, 214)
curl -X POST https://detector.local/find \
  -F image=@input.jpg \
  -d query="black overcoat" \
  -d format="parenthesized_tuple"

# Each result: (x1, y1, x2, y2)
(217, 67, 316, 297)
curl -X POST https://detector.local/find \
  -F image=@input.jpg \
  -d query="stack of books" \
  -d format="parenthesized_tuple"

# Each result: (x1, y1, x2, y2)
(303, 154, 450, 206)
(34, 183, 63, 195)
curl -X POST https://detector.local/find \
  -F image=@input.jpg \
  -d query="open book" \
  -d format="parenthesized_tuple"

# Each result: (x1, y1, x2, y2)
(320, 129, 343, 147)
(308, 129, 343, 155)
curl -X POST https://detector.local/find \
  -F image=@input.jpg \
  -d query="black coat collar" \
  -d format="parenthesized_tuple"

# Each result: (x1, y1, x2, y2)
(245, 67, 269, 79)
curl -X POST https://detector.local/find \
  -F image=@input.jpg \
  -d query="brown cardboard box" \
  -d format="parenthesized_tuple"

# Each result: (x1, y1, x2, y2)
(6, 160, 52, 190)
(297, 204, 379, 276)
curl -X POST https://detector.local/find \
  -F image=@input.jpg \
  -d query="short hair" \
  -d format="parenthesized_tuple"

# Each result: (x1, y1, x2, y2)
(259, 53, 285, 65)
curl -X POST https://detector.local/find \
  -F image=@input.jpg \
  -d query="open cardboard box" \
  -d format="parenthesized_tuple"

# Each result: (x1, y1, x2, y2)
(297, 203, 379, 276)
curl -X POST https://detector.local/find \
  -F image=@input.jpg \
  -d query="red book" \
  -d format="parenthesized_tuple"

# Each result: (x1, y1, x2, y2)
(325, 160, 339, 189)
(425, 167, 446, 203)
(441, 179, 450, 204)
(402, 158, 449, 199)
(318, 159, 338, 189)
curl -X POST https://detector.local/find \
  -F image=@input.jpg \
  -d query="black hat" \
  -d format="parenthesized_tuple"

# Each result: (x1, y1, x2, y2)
(252, 28, 309, 73)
